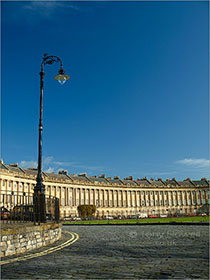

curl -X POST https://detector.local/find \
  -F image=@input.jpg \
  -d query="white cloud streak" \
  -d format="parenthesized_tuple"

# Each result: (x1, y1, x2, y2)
(19, 156, 103, 174)
(45, 167, 55, 173)
(22, 1, 81, 19)
(175, 158, 209, 168)
(43, 156, 104, 173)
(19, 160, 37, 169)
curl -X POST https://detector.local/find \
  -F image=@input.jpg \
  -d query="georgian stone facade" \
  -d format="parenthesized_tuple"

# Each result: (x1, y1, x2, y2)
(0, 161, 209, 218)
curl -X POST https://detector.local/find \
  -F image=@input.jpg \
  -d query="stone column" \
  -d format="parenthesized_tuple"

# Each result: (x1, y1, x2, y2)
(74, 188, 77, 206)
(195, 190, 199, 205)
(117, 190, 119, 207)
(93, 189, 95, 205)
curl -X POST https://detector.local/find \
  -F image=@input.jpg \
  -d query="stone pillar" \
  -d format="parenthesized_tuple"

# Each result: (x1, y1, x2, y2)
(117, 191, 119, 207)
(195, 190, 199, 205)
(74, 188, 77, 206)
(88, 189, 91, 205)
(107, 190, 109, 207)
(93, 189, 95, 205)
(83, 188, 85, 205)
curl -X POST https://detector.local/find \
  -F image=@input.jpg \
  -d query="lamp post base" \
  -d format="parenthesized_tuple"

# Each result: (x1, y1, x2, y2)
(33, 193, 46, 223)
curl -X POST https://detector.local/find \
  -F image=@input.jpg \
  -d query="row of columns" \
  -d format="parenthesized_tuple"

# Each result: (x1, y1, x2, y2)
(65, 188, 208, 208)
(0, 179, 209, 208)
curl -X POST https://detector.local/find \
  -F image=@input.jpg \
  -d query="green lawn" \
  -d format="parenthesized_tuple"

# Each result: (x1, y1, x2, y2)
(62, 216, 209, 225)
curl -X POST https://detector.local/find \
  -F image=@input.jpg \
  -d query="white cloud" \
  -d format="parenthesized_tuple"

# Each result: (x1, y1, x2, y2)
(147, 171, 176, 176)
(19, 160, 37, 169)
(22, 1, 81, 18)
(175, 158, 209, 168)
(43, 156, 54, 165)
(42, 155, 104, 174)
(45, 167, 55, 173)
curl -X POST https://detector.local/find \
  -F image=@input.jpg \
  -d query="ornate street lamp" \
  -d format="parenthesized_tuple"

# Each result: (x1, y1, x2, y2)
(34, 54, 70, 223)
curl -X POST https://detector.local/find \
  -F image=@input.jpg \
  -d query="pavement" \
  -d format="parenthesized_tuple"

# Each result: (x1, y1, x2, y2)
(1, 225, 209, 279)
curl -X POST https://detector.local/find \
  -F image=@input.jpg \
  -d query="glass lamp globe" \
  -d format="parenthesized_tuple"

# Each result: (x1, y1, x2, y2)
(54, 69, 70, 85)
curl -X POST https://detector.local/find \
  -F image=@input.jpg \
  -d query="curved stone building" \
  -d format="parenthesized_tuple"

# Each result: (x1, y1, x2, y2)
(0, 161, 209, 218)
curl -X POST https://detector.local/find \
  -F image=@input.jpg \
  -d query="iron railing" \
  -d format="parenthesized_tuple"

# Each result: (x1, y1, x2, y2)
(0, 192, 59, 224)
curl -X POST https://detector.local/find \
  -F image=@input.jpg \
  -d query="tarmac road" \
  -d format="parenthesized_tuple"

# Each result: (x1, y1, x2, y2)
(1, 225, 209, 279)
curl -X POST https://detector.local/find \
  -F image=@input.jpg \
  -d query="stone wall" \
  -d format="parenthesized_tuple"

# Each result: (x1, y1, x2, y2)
(1, 222, 62, 258)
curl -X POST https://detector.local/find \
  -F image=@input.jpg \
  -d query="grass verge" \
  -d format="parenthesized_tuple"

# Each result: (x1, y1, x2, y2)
(62, 216, 210, 225)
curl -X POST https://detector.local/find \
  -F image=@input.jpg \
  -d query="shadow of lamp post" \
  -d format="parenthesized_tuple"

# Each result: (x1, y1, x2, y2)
(34, 54, 70, 223)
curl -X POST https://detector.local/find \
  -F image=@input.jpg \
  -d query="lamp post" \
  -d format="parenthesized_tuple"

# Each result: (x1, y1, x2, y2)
(34, 54, 70, 223)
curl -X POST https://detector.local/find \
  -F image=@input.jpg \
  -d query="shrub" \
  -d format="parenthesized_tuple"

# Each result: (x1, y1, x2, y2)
(77, 205, 96, 218)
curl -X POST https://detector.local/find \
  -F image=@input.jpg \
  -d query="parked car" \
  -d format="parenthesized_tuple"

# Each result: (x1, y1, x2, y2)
(106, 216, 114, 220)
(63, 216, 72, 221)
(72, 217, 81, 221)
(160, 214, 167, 218)
(130, 215, 138, 219)
(46, 213, 55, 221)
(187, 214, 197, 217)
(138, 213, 148, 218)
(148, 215, 159, 218)
(201, 213, 207, 216)
(117, 215, 125, 220)
(0, 207, 10, 220)
(12, 205, 34, 221)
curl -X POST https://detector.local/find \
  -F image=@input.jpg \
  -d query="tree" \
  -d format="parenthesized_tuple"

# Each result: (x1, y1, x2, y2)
(77, 204, 96, 219)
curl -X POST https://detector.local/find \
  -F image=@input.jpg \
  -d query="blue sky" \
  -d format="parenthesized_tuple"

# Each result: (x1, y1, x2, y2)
(1, 1, 209, 180)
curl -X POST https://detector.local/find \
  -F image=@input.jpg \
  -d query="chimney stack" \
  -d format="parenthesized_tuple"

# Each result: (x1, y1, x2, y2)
(58, 170, 68, 175)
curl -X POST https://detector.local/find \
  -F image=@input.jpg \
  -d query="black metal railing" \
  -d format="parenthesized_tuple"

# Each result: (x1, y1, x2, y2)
(0, 191, 59, 224)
